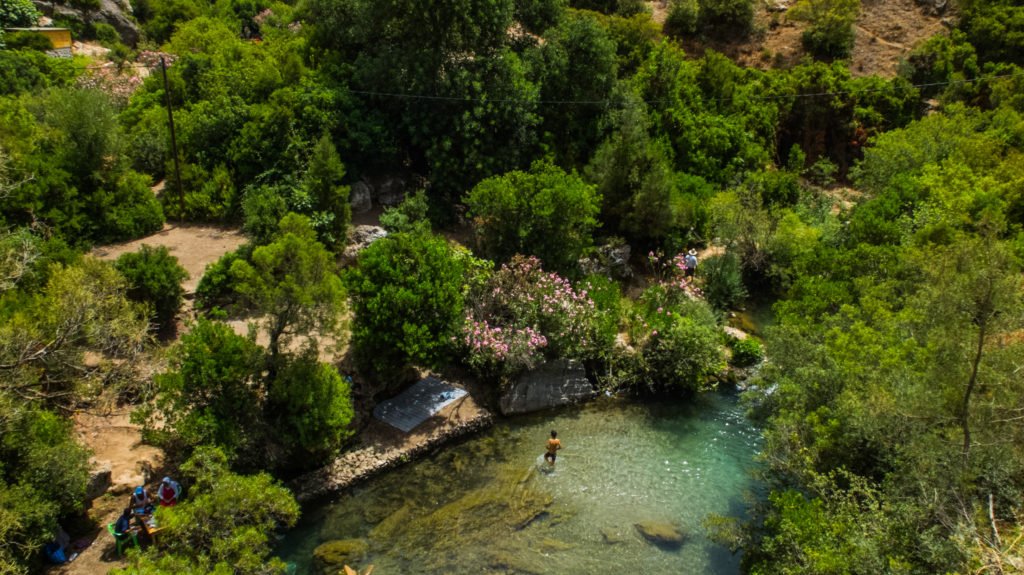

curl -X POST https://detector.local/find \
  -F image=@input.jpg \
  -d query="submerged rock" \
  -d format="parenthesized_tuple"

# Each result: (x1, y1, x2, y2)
(634, 521, 686, 549)
(600, 526, 627, 545)
(312, 539, 369, 575)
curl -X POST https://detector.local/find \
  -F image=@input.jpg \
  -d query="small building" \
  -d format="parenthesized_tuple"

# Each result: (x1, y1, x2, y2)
(3, 27, 72, 58)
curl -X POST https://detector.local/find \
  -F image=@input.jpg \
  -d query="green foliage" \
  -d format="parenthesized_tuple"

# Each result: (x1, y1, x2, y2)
(0, 0, 40, 27)
(700, 252, 748, 311)
(620, 294, 724, 395)
(698, 0, 753, 38)
(347, 232, 468, 382)
(241, 184, 289, 245)
(728, 336, 763, 367)
(787, 0, 860, 59)
(465, 161, 601, 274)
(301, 134, 350, 249)
(194, 244, 252, 311)
(112, 446, 300, 575)
(0, 393, 89, 575)
(230, 213, 345, 370)
(0, 258, 149, 402)
(960, 0, 1024, 66)
(268, 346, 355, 463)
(145, 319, 264, 463)
(114, 245, 189, 333)
(0, 50, 74, 96)
(3, 31, 53, 51)
(379, 190, 431, 235)
(664, 0, 699, 36)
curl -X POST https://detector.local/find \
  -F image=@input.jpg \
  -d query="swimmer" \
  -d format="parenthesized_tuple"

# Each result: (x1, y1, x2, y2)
(544, 430, 562, 466)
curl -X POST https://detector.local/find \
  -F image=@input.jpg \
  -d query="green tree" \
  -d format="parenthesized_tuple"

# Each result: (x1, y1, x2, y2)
(230, 213, 346, 376)
(0, 393, 90, 575)
(698, 0, 753, 38)
(302, 134, 351, 249)
(465, 161, 600, 274)
(788, 0, 860, 59)
(143, 319, 264, 462)
(0, 258, 149, 404)
(0, 0, 39, 28)
(269, 346, 355, 464)
(114, 245, 189, 334)
(112, 446, 300, 575)
(347, 232, 468, 383)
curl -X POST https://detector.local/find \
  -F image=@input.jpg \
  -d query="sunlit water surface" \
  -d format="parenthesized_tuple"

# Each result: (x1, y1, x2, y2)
(278, 393, 762, 574)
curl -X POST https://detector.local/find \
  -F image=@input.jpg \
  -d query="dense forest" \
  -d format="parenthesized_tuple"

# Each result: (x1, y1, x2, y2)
(2, 0, 1024, 572)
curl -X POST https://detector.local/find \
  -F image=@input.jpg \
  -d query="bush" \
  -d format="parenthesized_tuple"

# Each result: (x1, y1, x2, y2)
(92, 22, 121, 46)
(4, 31, 53, 51)
(269, 348, 355, 464)
(698, 251, 748, 311)
(194, 244, 253, 312)
(143, 320, 265, 465)
(114, 245, 189, 333)
(242, 184, 289, 245)
(101, 170, 166, 242)
(729, 336, 764, 367)
(665, 0, 699, 36)
(347, 232, 468, 382)
(0, 0, 40, 28)
(699, 0, 753, 37)
(788, 0, 859, 59)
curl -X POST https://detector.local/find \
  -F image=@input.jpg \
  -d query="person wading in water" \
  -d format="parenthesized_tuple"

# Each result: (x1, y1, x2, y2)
(545, 430, 562, 467)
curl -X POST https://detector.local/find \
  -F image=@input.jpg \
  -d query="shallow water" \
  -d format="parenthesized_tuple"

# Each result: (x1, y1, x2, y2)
(278, 393, 762, 574)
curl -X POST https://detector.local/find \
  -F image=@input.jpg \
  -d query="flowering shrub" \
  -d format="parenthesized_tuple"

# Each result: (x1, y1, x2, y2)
(76, 65, 143, 106)
(461, 255, 601, 379)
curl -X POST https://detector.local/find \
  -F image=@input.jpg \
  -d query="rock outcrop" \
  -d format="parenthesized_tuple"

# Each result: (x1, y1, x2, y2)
(499, 359, 595, 416)
(35, 0, 140, 45)
(312, 539, 369, 575)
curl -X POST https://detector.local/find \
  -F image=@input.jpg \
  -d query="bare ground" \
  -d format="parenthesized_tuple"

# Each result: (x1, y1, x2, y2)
(650, 0, 948, 78)
(92, 223, 247, 294)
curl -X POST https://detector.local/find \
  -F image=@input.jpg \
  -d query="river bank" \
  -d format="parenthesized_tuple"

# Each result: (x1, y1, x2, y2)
(289, 390, 494, 503)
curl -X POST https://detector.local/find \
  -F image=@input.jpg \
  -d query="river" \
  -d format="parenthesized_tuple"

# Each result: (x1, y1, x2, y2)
(278, 392, 763, 574)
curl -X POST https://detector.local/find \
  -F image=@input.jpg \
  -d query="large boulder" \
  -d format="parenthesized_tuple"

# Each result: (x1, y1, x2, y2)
(349, 181, 373, 214)
(312, 539, 369, 575)
(341, 225, 387, 264)
(499, 359, 595, 416)
(634, 521, 686, 549)
(35, 0, 141, 46)
(376, 176, 406, 207)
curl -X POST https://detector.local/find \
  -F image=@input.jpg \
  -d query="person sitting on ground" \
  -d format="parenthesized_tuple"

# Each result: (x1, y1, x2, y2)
(158, 476, 181, 507)
(130, 486, 154, 515)
(544, 430, 562, 466)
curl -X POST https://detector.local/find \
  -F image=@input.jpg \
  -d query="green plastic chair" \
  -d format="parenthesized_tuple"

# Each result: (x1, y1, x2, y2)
(107, 523, 138, 556)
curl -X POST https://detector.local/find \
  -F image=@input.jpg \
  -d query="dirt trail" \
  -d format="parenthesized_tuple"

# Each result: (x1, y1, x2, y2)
(92, 223, 246, 294)
(54, 410, 165, 575)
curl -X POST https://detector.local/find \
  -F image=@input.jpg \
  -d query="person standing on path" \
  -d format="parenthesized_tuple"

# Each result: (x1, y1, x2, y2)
(685, 249, 698, 278)
(544, 430, 562, 466)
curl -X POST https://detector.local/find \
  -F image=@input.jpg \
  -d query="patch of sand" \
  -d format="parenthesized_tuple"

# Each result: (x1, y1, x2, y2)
(93, 224, 246, 294)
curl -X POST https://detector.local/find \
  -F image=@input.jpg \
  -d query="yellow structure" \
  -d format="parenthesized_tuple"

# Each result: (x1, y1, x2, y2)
(3, 27, 73, 57)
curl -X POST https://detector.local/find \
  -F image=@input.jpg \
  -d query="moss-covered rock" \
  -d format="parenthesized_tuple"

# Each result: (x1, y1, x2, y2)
(312, 539, 369, 575)
(634, 521, 686, 549)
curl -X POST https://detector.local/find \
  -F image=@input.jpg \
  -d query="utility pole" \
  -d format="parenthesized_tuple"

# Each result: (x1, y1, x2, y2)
(160, 56, 185, 218)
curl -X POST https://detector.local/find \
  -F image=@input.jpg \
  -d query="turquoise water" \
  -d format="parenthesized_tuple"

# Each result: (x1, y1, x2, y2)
(279, 393, 762, 574)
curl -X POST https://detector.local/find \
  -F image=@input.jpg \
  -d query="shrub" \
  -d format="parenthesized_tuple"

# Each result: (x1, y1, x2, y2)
(788, 0, 859, 59)
(4, 30, 53, 51)
(729, 336, 764, 367)
(269, 347, 355, 464)
(379, 190, 431, 234)
(699, 252, 748, 311)
(699, 0, 753, 38)
(92, 22, 121, 46)
(665, 0, 699, 36)
(0, 0, 40, 28)
(194, 244, 253, 312)
(242, 184, 289, 245)
(461, 256, 604, 379)
(142, 320, 265, 464)
(100, 171, 166, 242)
(114, 245, 188, 333)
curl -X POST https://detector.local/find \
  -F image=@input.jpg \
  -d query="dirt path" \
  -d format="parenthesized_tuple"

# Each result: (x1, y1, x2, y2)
(92, 223, 246, 294)
(53, 410, 166, 575)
